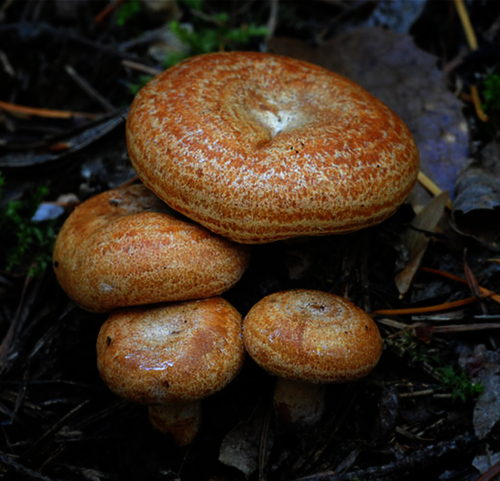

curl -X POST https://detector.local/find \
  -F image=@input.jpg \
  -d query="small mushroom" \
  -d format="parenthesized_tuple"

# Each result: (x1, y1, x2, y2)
(127, 51, 419, 244)
(53, 183, 251, 312)
(96, 297, 245, 446)
(243, 289, 383, 425)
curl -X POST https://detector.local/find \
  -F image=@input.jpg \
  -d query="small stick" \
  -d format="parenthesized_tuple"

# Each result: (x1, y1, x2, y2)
(432, 323, 500, 333)
(0, 100, 96, 119)
(421, 266, 500, 304)
(372, 297, 478, 316)
(65, 65, 116, 113)
(475, 457, 500, 481)
(121, 59, 162, 76)
(95, 0, 125, 24)
(417, 171, 453, 210)
(294, 434, 478, 481)
(265, 0, 279, 44)
(470, 84, 489, 122)
(454, 0, 478, 49)
(399, 389, 435, 398)
(454, 0, 490, 122)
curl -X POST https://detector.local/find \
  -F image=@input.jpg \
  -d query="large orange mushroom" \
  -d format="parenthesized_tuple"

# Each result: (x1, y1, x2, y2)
(127, 51, 419, 244)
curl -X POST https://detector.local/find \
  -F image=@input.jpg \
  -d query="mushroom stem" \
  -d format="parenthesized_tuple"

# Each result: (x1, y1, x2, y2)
(148, 401, 202, 447)
(273, 378, 325, 426)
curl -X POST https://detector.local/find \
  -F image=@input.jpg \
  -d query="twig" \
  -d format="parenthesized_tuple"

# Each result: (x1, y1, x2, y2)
(0, 275, 35, 374)
(0, 450, 60, 481)
(0, 100, 96, 119)
(294, 434, 478, 481)
(432, 323, 500, 333)
(421, 267, 500, 304)
(454, 0, 489, 122)
(121, 59, 162, 76)
(22, 401, 90, 459)
(417, 171, 453, 210)
(372, 297, 479, 316)
(398, 389, 436, 398)
(265, 0, 279, 44)
(258, 399, 273, 481)
(470, 84, 489, 122)
(65, 65, 116, 113)
(95, 0, 125, 24)
(0, 50, 15, 77)
(475, 457, 500, 481)
(454, 0, 478, 49)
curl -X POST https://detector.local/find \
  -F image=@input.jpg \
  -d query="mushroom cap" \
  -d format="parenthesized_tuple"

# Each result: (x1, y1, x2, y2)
(96, 297, 245, 405)
(127, 51, 419, 244)
(243, 289, 383, 383)
(53, 184, 250, 313)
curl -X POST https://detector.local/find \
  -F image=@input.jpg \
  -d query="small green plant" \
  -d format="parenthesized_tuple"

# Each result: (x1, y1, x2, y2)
(435, 364, 483, 403)
(180, 0, 204, 10)
(482, 73, 500, 113)
(116, 0, 142, 27)
(127, 0, 268, 94)
(396, 333, 482, 403)
(0, 173, 59, 277)
(169, 16, 268, 59)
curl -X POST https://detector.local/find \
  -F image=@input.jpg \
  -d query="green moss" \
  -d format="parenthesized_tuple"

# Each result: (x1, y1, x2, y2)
(127, 0, 268, 94)
(0, 173, 60, 277)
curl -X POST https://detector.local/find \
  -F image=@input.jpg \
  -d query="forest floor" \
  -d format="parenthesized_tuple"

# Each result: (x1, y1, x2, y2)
(2, 1, 500, 480)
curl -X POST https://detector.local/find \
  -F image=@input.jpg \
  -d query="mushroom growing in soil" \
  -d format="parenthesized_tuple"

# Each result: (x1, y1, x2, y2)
(96, 297, 245, 446)
(126, 51, 419, 244)
(52, 183, 251, 313)
(243, 289, 383, 425)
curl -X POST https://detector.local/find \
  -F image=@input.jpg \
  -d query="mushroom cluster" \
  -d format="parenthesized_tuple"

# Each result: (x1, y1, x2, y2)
(54, 51, 419, 443)
(53, 183, 250, 444)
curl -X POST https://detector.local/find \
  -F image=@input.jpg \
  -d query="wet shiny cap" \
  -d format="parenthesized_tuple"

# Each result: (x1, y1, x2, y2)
(96, 297, 245, 405)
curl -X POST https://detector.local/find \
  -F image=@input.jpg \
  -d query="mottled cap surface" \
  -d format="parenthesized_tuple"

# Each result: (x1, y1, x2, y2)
(97, 297, 245, 405)
(127, 51, 419, 244)
(53, 184, 250, 313)
(243, 289, 383, 383)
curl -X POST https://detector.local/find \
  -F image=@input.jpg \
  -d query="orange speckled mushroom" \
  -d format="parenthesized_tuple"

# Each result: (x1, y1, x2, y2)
(243, 289, 383, 425)
(52, 184, 250, 313)
(96, 297, 245, 446)
(126, 51, 419, 244)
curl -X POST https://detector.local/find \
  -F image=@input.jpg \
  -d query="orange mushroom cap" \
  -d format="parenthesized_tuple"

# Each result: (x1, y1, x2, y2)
(127, 51, 419, 244)
(243, 289, 383, 383)
(53, 184, 250, 313)
(96, 297, 245, 406)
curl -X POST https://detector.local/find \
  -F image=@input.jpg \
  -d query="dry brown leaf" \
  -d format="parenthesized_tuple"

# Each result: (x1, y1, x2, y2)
(395, 192, 449, 294)
(451, 139, 500, 247)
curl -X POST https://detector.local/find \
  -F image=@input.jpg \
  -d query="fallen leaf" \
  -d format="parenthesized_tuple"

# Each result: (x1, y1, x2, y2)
(395, 192, 449, 294)
(451, 157, 500, 248)
(458, 344, 500, 439)
(219, 405, 269, 478)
